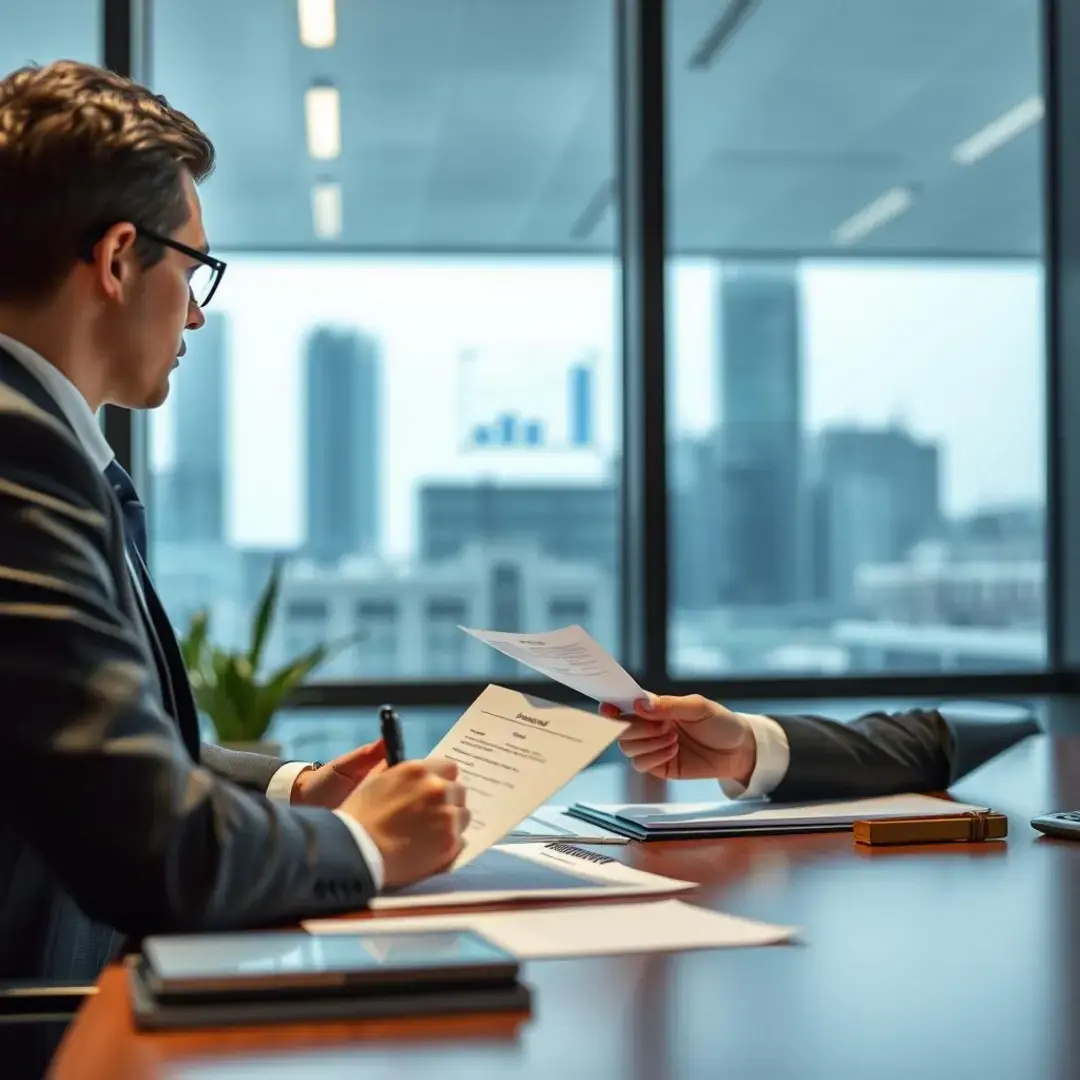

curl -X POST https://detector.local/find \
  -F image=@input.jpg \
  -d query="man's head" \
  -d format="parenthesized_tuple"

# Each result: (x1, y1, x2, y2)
(0, 59, 217, 409)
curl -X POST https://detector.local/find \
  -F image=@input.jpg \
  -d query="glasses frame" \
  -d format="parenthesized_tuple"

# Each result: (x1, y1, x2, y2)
(136, 226, 227, 308)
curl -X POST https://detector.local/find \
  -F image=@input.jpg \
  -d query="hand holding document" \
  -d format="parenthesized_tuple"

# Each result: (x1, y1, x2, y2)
(427, 685, 628, 868)
(460, 624, 644, 711)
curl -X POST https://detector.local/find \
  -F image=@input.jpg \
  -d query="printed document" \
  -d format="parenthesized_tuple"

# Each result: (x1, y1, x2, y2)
(305, 898, 797, 956)
(460, 623, 644, 710)
(429, 685, 628, 867)
(304, 842, 695, 914)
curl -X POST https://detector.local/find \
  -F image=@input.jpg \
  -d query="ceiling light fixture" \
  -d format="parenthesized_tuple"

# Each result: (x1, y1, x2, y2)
(298, 0, 336, 48)
(832, 186, 915, 246)
(951, 95, 1044, 166)
(311, 181, 342, 239)
(305, 83, 340, 160)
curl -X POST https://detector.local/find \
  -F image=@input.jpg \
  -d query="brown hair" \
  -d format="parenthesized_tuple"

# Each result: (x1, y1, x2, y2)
(0, 59, 215, 302)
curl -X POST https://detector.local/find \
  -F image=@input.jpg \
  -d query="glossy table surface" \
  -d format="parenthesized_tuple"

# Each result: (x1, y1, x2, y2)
(50, 734, 1080, 1080)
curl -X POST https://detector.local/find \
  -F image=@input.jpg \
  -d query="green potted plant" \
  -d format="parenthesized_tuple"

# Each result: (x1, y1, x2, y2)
(179, 559, 356, 755)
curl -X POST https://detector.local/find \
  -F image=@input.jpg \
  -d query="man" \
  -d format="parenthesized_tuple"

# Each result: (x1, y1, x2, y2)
(0, 57, 468, 1022)
(604, 694, 1039, 800)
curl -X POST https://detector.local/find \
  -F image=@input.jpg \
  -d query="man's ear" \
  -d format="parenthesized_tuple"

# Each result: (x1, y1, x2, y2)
(91, 222, 140, 301)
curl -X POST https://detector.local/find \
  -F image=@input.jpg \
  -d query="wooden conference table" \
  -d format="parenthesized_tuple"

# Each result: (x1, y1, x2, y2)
(50, 734, 1080, 1080)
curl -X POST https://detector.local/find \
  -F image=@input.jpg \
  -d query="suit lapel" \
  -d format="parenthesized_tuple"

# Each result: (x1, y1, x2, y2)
(0, 345, 201, 754)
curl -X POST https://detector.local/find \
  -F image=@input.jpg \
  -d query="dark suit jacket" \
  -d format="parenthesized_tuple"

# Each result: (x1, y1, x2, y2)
(769, 705, 1040, 803)
(0, 347, 377, 996)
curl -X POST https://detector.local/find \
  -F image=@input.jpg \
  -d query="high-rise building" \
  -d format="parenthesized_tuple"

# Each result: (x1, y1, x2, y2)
(304, 327, 381, 564)
(419, 480, 617, 576)
(713, 263, 807, 606)
(154, 311, 228, 544)
(814, 425, 941, 607)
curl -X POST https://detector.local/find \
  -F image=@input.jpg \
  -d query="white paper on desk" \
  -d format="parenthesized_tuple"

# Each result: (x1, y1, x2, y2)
(504, 805, 629, 845)
(310, 842, 695, 913)
(428, 685, 629, 868)
(305, 899, 797, 957)
(580, 793, 991, 832)
(459, 624, 644, 711)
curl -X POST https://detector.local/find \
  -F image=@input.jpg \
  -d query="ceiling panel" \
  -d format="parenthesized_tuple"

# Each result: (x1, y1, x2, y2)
(5, 0, 1044, 257)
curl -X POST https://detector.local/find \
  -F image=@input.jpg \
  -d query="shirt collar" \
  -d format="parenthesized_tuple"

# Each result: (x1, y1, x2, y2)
(0, 332, 115, 472)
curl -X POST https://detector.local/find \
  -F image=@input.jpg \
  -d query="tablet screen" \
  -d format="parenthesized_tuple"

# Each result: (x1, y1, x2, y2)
(144, 930, 513, 985)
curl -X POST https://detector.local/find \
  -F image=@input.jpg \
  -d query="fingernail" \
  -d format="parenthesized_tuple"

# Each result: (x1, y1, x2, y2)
(637, 698, 653, 712)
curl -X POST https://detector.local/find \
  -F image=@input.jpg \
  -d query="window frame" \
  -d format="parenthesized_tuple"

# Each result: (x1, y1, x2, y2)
(101, 0, 1069, 710)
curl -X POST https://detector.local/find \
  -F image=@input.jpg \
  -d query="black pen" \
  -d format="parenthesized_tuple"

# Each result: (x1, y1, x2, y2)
(380, 704, 406, 767)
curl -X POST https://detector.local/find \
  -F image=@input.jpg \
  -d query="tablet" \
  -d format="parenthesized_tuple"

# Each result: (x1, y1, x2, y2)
(141, 929, 519, 999)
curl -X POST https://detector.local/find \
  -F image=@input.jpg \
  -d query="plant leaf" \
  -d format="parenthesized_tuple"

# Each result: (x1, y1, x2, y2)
(179, 608, 210, 671)
(247, 557, 283, 675)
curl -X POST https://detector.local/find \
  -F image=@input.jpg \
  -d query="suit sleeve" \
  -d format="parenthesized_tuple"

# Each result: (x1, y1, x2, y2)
(0, 402, 377, 935)
(768, 709, 955, 802)
(200, 742, 287, 791)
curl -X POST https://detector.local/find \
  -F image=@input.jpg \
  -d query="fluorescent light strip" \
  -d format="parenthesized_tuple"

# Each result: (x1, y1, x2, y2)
(832, 186, 915, 247)
(305, 85, 340, 160)
(951, 95, 1044, 166)
(312, 181, 342, 239)
(298, 0, 336, 48)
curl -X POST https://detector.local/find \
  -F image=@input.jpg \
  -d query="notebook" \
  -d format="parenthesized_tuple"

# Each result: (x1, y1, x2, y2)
(565, 793, 991, 841)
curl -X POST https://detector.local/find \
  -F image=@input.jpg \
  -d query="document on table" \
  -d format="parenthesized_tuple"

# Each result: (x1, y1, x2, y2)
(428, 685, 629, 868)
(503, 805, 629, 845)
(567, 792, 992, 840)
(459, 624, 644, 711)
(305, 899, 797, 957)
(305, 842, 695, 914)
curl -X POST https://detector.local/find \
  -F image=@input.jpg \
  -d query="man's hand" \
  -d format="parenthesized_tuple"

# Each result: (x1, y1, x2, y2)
(291, 740, 387, 808)
(600, 694, 757, 785)
(338, 759, 469, 888)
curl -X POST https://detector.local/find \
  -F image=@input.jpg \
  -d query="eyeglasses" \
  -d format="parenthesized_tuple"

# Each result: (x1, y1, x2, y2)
(137, 226, 227, 309)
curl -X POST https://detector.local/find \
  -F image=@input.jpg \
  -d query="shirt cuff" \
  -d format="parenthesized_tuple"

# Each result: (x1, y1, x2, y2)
(719, 714, 791, 800)
(333, 811, 385, 891)
(265, 761, 311, 803)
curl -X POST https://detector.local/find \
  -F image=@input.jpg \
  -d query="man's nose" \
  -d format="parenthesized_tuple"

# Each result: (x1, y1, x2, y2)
(186, 297, 206, 331)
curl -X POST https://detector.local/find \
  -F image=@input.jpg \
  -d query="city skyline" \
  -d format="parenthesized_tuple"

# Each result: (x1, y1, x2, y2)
(149, 255, 1044, 560)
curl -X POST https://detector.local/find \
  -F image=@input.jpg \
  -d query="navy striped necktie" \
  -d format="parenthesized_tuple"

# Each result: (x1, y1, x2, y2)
(105, 459, 148, 564)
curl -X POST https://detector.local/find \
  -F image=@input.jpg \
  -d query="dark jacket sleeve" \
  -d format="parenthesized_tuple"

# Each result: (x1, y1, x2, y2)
(0, 398, 375, 935)
(200, 743, 290, 792)
(768, 704, 1039, 803)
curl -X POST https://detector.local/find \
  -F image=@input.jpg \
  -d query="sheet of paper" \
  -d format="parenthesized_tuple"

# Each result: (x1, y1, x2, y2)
(504, 805, 629, 845)
(428, 685, 629, 867)
(305, 899, 797, 957)
(309, 842, 695, 913)
(459, 624, 644, 711)
(578, 793, 990, 830)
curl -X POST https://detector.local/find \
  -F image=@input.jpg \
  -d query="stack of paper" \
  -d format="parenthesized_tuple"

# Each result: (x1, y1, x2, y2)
(305, 898, 797, 958)
(502, 806, 629, 845)
(361, 842, 695, 912)
(565, 793, 991, 841)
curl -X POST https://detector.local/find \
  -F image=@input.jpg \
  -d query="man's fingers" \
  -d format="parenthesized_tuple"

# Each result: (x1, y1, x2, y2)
(635, 693, 718, 722)
(631, 744, 678, 773)
(599, 703, 623, 719)
(332, 739, 387, 774)
(443, 781, 468, 807)
(619, 729, 677, 759)
(425, 757, 459, 782)
(619, 718, 674, 743)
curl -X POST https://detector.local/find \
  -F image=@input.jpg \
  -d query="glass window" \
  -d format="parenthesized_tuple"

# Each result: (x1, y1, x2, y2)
(146, 0, 621, 683)
(0, 2, 100, 73)
(666, 0, 1046, 675)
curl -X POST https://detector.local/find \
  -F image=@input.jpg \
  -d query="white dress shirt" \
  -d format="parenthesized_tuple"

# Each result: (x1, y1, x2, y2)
(0, 333, 383, 888)
(718, 713, 791, 800)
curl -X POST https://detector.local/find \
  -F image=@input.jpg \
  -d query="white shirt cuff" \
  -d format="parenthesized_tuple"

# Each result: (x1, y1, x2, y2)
(265, 760, 311, 803)
(333, 811, 385, 891)
(719, 714, 791, 800)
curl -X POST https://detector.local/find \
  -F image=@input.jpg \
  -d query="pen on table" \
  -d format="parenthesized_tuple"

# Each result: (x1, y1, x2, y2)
(380, 704, 406, 767)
